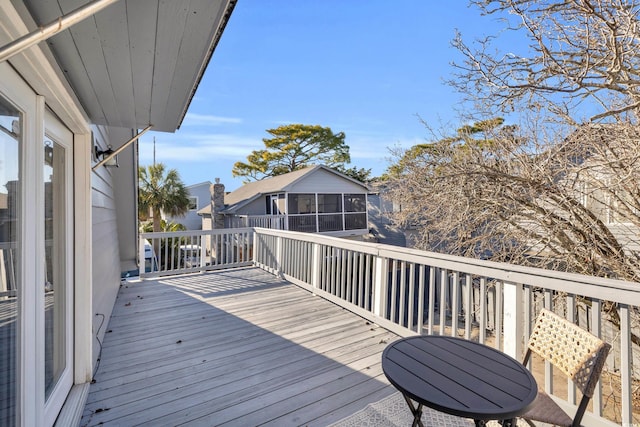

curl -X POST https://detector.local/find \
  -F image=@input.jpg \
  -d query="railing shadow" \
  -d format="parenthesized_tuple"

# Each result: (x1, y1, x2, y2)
(80, 267, 399, 426)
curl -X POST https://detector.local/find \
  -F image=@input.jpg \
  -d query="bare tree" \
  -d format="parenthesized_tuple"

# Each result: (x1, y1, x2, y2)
(387, 118, 640, 281)
(450, 0, 640, 124)
(384, 3, 640, 421)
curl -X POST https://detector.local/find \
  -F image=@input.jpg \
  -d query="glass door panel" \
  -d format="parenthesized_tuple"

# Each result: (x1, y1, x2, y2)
(43, 140, 66, 399)
(0, 95, 21, 426)
(43, 114, 73, 425)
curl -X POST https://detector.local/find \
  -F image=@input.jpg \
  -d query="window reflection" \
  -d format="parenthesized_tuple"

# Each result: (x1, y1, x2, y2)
(0, 98, 20, 426)
(44, 139, 66, 400)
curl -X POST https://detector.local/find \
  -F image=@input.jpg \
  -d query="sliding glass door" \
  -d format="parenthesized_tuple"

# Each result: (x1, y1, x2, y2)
(0, 71, 74, 426)
(0, 94, 21, 427)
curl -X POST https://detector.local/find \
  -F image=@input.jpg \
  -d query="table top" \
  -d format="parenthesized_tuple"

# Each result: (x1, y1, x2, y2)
(382, 335, 538, 421)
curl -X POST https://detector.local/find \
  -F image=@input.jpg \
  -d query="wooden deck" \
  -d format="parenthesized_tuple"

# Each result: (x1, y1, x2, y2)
(80, 267, 399, 426)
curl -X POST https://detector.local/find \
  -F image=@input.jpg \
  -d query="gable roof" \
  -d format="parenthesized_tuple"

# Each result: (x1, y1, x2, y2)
(198, 165, 370, 215)
(187, 181, 213, 190)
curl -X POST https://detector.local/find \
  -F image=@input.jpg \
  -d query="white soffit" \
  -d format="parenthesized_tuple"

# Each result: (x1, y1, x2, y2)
(19, 0, 235, 132)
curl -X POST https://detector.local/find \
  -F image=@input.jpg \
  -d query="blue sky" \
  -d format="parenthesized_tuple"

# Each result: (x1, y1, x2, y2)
(138, 1, 513, 192)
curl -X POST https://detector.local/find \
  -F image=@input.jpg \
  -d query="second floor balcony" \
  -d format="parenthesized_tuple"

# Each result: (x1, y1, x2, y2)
(224, 212, 368, 236)
(81, 227, 640, 426)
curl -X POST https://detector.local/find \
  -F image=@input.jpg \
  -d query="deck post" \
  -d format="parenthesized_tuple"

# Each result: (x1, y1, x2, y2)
(503, 282, 523, 359)
(311, 243, 321, 294)
(276, 235, 283, 277)
(139, 236, 145, 277)
(372, 254, 388, 318)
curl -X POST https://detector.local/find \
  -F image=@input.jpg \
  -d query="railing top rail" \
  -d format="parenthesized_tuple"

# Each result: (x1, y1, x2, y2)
(253, 227, 640, 305)
(141, 228, 253, 239)
(231, 214, 286, 219)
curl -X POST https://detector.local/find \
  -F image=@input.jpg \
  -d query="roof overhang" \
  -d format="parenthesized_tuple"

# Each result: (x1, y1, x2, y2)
(14, 0, 236, 132)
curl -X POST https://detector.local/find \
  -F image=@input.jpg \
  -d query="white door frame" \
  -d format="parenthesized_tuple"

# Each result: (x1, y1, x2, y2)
(0, 60, 44, 427)
(42, 110, 75, 426)
(0, 59, 92, 427)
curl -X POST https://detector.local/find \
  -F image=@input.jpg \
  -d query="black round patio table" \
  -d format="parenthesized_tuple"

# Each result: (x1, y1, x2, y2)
(381, 335, 538, 427)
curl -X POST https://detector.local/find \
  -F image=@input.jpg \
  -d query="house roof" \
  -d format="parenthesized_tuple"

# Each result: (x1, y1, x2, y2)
(16, 0, 236, 133)
(198, 165, 371, 215)
(186, 181, 213, 190)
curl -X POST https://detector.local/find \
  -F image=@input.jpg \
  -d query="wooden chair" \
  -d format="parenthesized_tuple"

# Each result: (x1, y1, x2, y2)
(519, 309, 611, 427)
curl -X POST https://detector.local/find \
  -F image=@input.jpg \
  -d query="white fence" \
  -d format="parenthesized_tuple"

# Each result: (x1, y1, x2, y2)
(139, 229, 253, 278)
(225, 215, 286, 230)
(252, 227, 639, 426)
(140, 227, 639, 426)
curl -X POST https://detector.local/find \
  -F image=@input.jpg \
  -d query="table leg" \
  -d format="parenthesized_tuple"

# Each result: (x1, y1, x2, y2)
(400, 394, 425, 427)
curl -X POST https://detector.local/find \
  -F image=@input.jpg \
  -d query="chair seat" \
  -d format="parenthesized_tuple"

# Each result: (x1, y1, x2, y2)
(520, 387, 574, 427)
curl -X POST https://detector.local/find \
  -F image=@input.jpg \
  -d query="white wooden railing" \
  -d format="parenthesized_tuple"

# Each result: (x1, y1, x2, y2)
(140, 227, 639, 426)
(225, 213, 368, 233)
(225, 215, 286, 229)
(139, 229, 253, 278)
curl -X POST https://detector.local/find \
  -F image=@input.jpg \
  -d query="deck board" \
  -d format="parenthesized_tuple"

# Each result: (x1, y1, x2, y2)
(80, 267, 399, 426)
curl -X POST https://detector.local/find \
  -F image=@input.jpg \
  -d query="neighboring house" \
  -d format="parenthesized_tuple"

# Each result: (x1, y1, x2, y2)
(367, 182, 408, 247)
(522, 125, 640, 258)
(198, 165, 371, 239)
(0, 1, 236, 426)
(163, 181, 212, 230)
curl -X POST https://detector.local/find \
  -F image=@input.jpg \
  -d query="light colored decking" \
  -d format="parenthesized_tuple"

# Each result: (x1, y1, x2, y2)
(80, 267, 399, 426)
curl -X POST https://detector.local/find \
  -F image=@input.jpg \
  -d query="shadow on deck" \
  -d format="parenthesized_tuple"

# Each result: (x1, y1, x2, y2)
(80, 267, 399, 426)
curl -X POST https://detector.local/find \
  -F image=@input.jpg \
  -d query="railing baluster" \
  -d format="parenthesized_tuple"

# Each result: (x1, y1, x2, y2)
(591, 299, 603, 417)
(495, 281, 503, 350)
(464, 274, 472, 340)
(620, 303, 632, 426)
(523, 286, 532, 370)
(330, 247, 336, 295)
(428, 267, 436, 335)
(440, 269, 448, 336)
(391, 259, 398, 323)
(567, 295, 576, 405)
(451, 271, 459, 337)
(341, 250, 347, 299)
(408, 262, 415, 331)
(364, 253, 371, 311)
(399, 261, 407, 327)
(479, 277, 486, 344)
(346, 250, 353, 303)
(417, 264, 425, 335)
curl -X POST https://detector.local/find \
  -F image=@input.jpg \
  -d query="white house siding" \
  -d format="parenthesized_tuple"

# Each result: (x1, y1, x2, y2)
(165, 181, 212, 230)
(239, 197, 267, 215)
(91, 126, 129, 364)
(287, 169, 368, 194)
(607, 223, 640, 254)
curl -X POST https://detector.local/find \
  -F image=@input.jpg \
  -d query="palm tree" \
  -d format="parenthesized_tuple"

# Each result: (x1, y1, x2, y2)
(140, 219, 187, 269)
(138, 163, 190, 233)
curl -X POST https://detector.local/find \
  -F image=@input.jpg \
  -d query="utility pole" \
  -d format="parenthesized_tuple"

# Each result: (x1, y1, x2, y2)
(153, 136, 156, 166)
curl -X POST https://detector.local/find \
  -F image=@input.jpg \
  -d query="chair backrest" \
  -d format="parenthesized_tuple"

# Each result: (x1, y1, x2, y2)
(524, 308, 611, 398)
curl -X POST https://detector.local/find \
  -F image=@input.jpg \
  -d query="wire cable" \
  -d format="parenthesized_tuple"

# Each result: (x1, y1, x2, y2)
(92, 313, 105, 381)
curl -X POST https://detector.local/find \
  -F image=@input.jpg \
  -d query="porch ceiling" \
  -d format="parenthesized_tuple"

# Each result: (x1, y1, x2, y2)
(19, 0, 236, 132)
